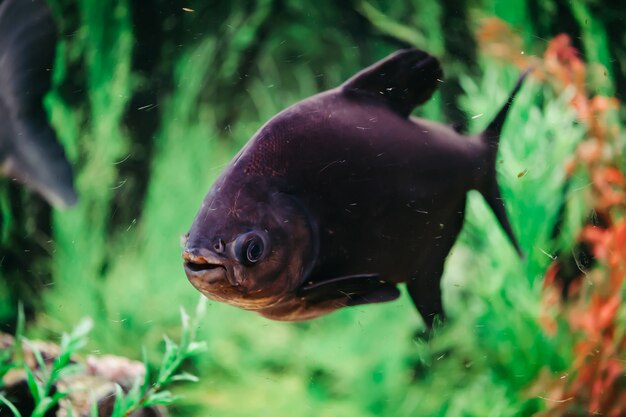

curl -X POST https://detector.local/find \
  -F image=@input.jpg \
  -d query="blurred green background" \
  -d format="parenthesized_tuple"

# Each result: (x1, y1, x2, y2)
(1, 0, 625, 416)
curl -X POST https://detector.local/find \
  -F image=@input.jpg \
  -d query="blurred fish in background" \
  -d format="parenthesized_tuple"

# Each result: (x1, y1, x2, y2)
(0, 0, 76, 208)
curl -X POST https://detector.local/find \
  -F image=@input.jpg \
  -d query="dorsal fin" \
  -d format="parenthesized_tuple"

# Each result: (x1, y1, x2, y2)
(341, 49, 443, 117)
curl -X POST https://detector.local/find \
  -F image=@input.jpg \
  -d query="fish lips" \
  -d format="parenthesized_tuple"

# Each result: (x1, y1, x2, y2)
(182, 248, 230, 290)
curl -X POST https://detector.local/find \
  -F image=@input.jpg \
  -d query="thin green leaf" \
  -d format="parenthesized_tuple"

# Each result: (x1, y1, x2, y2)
(46, 318, 93, 393)
(21, 339, 47, 379)
(161, 336, 177, 361)
(55, 363, 85, 380)
(171, 372, 199, 383)
(31, 390, 70, 417)
(157, 336, 178, 383)
(90, 393, 100, 417)
(123, 375, 143, 412)
(0, 358, 13, 387)
(357, 1, 426, 48)
(55, 318, 92, 374)
(178, 307, 191, 350)
(24, 366, 43, 404)
(54, 351, 72, 374)
(15, 303, 25, 347)
(31, 396, 55, 417)
(59, 334, 70, 351)
(70, 318, 94, 341)
(179, 307, 190, 332)
(143, 390, 178, 407)
(186, 341, 207, 355)
(110, 384, 127, 417)
(194, 296, 207, 327)
(0, 394, 23, 417)
(141, 347, 151, 393)
(50, 390, 70, 404)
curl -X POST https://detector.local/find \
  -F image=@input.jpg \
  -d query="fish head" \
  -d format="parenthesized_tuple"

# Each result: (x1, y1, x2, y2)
(182, 177, 317, 312)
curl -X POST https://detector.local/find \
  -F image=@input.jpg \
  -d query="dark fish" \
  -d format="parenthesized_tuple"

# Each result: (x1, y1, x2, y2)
(183, 49, 525, 326)
(0, 0, 77, 208)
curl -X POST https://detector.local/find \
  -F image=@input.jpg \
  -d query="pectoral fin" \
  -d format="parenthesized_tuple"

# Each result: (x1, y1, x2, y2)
(297, 273, 400, 306)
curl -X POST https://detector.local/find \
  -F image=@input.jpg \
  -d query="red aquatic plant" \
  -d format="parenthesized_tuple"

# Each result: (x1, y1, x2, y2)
(539, 35, 625, 417)
(475, 18, 530, 68)
(541, 221, 626, 417)
(478, 20, 626, 416)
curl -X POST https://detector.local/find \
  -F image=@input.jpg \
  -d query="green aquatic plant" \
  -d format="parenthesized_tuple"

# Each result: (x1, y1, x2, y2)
(104, 300, 207, 417)
(0, 300, 206, 417)
(0, 304, 91, 417)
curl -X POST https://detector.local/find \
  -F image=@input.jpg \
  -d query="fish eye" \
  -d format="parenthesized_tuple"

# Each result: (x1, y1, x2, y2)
(234, 232, 269, 266)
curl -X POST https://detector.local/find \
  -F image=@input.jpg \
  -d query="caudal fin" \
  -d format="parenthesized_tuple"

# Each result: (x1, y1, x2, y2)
(480, 71, 531, 257)
(0, 0, 77, 208)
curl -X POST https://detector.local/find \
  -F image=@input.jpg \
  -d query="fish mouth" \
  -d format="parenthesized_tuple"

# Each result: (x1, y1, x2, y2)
(184, 261, 224, 273)
(182, 248, 228, 285)
(184, 262, 227, 284)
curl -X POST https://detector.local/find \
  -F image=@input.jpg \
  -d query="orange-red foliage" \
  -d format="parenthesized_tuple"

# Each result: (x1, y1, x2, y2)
(477, 19, 626, 417)
(476, 18, 529, 68)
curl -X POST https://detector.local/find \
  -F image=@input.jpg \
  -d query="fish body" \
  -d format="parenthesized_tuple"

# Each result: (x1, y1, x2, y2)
(184, 49, 524, 326)
(0, 0, 76, 208)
